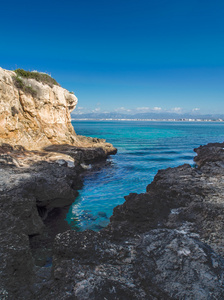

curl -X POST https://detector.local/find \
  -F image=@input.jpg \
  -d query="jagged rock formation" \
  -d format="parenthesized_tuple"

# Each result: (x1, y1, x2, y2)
(2, 139, 224, 299)
(36, 142, 224, 300)
(2, 140, 224, 300)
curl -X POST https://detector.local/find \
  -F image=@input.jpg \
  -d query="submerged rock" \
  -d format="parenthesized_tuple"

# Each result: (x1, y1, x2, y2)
(98, 211, 108, 218)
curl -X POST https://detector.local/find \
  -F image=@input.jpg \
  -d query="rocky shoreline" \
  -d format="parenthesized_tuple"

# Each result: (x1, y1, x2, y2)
(37, 142, 223, 300)
(0, 140, 117, 299)
(1, 67, 224, 299)
(1, 142, 224, 299)
(0, 67, 117, 299)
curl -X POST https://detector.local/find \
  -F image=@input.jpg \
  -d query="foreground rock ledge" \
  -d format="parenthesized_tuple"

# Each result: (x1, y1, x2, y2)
(2, 142, 224, 299)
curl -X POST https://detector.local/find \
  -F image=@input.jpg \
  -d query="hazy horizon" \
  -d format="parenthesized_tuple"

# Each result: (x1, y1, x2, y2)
(71, 110, 224, 120)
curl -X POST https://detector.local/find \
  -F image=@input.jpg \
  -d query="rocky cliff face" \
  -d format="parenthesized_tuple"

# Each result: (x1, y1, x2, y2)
(0, 67, 117, 299)
(0, 67, 81, 149)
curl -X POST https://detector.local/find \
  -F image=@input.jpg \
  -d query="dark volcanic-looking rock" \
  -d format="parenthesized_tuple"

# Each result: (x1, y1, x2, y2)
(35, 142, 224, 299)
(0, 142, 117, 299)
(194, 142, 224, 167)
(40, 229, 224, 299)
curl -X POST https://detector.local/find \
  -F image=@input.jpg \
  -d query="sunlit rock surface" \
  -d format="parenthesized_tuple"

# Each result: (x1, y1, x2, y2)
(0, 67, 79, 148)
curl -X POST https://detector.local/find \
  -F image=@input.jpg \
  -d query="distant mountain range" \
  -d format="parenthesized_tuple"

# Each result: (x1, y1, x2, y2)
(71, 112, 224, 120)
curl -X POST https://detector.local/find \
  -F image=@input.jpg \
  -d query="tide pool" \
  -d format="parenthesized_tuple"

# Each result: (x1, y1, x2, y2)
(66, 121, 224, 231)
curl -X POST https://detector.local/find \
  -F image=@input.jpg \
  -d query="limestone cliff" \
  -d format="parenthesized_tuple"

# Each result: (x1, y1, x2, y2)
(0, 67, 81, 149)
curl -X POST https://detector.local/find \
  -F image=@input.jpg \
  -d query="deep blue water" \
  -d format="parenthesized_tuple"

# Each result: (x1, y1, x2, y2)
(66, 121, 224, 231)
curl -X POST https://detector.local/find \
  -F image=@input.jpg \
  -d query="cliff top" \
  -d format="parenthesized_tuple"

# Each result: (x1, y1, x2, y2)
(13, 68, 60, 88)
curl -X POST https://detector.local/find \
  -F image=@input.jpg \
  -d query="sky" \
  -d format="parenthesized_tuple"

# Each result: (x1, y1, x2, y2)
(0, 0, 224, 115)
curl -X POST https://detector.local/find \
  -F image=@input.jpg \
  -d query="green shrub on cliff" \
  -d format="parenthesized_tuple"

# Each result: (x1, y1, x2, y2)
(12, 76, 24, 89)
(24, 85, 38, 97)
(12, 75, 37, 97)
(14, 69, 60, 87)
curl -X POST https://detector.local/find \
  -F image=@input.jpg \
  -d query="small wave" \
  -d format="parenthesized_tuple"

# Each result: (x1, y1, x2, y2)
(161, 150, 180, 154)
(178, 155, 193, 160)
(145, 157, 175, 162)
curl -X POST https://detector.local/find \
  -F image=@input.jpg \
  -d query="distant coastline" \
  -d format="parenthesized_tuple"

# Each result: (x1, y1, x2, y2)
(72, 118, 224, 122)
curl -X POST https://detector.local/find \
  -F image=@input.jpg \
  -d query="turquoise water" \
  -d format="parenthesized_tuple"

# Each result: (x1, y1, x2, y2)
(66, 121, 224, 231)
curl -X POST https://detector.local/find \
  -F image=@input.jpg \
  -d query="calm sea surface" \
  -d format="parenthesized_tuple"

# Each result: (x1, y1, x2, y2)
(66, 121, 224, 231)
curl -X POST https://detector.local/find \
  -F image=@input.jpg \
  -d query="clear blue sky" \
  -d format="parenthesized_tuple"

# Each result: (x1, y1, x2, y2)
(1, 0, 224, 114)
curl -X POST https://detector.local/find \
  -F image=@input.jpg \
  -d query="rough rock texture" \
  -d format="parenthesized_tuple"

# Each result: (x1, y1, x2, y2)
(0, 67, 79, 149)
(0, 142, 116, 299)
(2, 141, 224, 299)
(0, 67, 117, 299)
(194, 142, 224, 167)
(34, 142, 224, 300)
(0, 142, 83, 299)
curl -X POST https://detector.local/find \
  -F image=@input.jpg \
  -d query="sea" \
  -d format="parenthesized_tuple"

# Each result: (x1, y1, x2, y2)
(66, 121, 224, 231)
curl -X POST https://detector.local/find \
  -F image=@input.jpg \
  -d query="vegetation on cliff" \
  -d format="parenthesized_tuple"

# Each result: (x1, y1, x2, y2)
(14, 69, 60, 87)
(12, 75, 37, 97)
(11, 69, 77, 100)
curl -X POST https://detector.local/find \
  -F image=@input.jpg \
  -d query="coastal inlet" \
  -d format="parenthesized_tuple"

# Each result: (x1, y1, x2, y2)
(66, 120, 224, 231)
